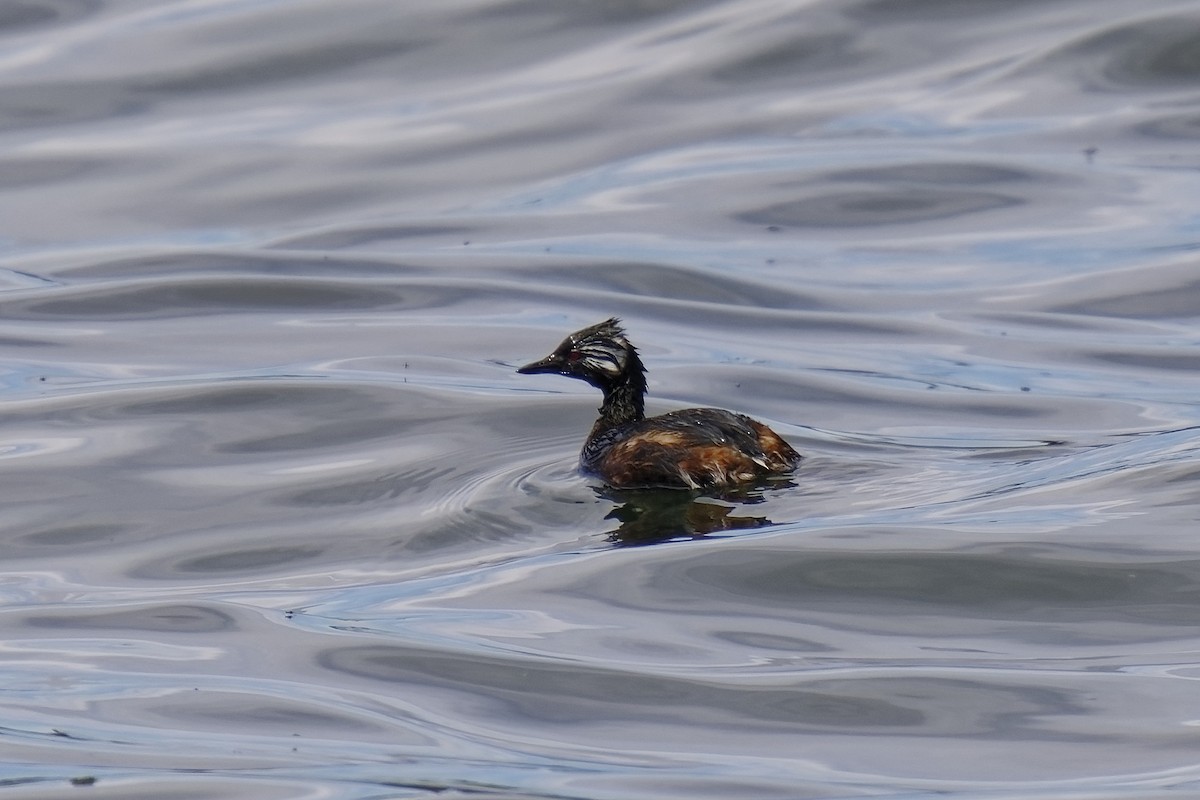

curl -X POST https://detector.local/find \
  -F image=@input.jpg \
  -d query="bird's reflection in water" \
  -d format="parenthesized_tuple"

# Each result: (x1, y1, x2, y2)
(598, 480, 792, 546)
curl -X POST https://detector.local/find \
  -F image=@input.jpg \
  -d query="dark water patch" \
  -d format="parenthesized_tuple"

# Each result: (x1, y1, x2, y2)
(117, 384, 360, 416)
(711, 32, 864, 84)
(474, 0, 712, 27)
(56, 251, 421, 281)
(7, 266, 823, 322)
(508, 535, 1200, 643)
(15, 523, 124, 547)
(1087, 349, 1200, 373)
(111, 383, 431, 454)
(1098, 16, 1200, 87)
(126, 533, 372, 582)
(783, 369, 1077, 428)
(740, 188, 1021, 228)
(267, 225, 477, 251)
(25, 604, 235, 634)
(665, 548, 1200, 628)
(139, 40, 428, 95)
(171, 545, 329, 575)
(219, 416, 419, 455)
(1023, 14, 1200, 89)
(1050, 274, 1200, 319)
(535, 305, 911, 346)
(0, 775, 309, 800)
(164, 183, 395, 229)
(132, 691, 400, 739)
(6, 277, 417, 320)
(0, 156, 103, 188)
(713, 630, 835, 653)
(964, 310, 1156, 334)
(284, 466, 457, 507)
(0, 335, 57, 348)
(826, 162, 1038, 186)
(323, 644, 924, 730)
(530, 260, 825, 310)
(1138, 111, 1200, 139)
(0, 0, 98, 31)
(1159, 461, 1200, 489)
(852, 0, 1055, 21)
(0, 81, 145, 132)
(688, 549, 1136, 604)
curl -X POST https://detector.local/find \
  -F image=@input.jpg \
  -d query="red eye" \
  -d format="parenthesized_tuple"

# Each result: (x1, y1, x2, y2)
(566, 351, 582, 362)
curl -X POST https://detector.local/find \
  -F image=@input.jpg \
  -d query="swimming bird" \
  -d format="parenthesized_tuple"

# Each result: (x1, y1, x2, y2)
(517, 318, 800, 489)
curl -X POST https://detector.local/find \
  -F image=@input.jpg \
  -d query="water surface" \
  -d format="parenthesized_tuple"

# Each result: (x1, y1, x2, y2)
(2, 1, 1200, 797)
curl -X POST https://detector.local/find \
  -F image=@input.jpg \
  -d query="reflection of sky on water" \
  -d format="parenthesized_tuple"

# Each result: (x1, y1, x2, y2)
(1, 0, 1200, 797)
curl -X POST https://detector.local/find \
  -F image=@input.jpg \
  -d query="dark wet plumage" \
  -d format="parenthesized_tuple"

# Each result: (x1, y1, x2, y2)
(517, 318, 801, 489)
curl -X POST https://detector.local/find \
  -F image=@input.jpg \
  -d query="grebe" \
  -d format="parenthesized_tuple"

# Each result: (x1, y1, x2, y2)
(517, 318, 800, 489)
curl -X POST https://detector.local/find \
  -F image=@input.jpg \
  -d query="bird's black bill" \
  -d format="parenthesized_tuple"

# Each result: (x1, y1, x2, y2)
(517, 355, 561, 375)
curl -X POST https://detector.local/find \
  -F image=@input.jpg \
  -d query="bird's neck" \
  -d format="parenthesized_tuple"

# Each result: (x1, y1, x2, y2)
(595, 355, 647, 431)
(599, 380, 644, 427)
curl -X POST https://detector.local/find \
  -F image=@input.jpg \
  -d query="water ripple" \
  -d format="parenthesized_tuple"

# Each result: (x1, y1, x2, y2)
(3, 0, 1200, 797)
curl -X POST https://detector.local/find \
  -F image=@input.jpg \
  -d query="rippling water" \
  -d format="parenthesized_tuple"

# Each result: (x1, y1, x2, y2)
(3, 1, 1200, 797)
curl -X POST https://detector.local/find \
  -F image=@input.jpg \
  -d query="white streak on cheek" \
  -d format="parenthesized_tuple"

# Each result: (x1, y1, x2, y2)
(583, 355, 619, 375)
(580, 343, 625, 376)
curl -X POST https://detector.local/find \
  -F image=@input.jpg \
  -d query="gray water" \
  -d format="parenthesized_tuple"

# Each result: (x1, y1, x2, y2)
(3, 1, 1200, 798)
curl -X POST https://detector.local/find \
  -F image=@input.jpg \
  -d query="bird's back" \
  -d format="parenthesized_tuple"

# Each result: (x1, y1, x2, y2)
(583, 407, 800, 490)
